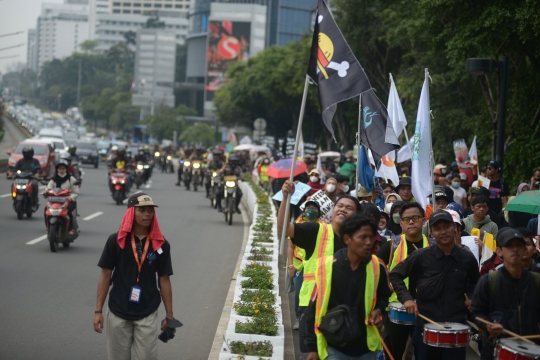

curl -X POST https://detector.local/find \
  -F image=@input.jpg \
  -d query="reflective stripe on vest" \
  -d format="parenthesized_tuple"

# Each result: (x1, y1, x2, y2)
(388, 234, 429, 304)
(314, 254, 382, 359)
(299, 223, 334, 307)
(293, 246, 305, 271)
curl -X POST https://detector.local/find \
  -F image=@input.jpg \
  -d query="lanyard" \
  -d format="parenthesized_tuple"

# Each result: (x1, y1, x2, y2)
(130, 233, 150, 284)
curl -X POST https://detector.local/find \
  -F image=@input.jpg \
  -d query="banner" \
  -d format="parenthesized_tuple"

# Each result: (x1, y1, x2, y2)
(300, 190, 334, 223)
(206, 21, 251, 100)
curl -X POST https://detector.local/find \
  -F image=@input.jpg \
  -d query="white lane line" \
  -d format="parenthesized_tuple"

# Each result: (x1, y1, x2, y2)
(26, 235, 47, 245)
(83, 211, 103, 221)
(0, 193, 11, 198)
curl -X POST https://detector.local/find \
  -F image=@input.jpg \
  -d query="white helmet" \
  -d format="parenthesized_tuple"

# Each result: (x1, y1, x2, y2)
(111, 145, 119, 151)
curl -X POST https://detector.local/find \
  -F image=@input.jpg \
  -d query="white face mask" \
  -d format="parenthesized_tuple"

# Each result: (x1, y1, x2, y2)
(385, 203, 393, 214)
(341, 185, 349, 193)
(310, 176, 319, 183)
(326, 184, 336, 193)
(58, 172, 67, 178)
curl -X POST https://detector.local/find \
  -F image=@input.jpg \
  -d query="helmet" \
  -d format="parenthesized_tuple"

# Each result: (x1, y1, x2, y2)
(22, 146, 34, 160)
(262, 158, 270, 165)
(55, 159, 69, 170)
(118, 149, 126, 156)
(229, 154, 240, 163)
(68, 146, 77, 155)
(60, 152, 71, 161)
(111, 145, 119, 152)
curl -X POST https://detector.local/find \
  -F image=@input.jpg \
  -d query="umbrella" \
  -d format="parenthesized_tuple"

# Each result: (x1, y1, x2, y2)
(505, 190, 540, 214)
(319, 151, 341, 158)
(267, 158, 307, 179)
(234, 144, 254, 151)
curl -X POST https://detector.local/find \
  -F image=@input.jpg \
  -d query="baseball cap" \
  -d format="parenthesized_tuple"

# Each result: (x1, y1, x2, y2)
(428, 210, 454, 227)
(487, 160, 501, 170)
(496, 227, 525, 248)
(127, 193, 158, 208)
(308, 169, 321, 176)
(396, 177, 412, 192)
(451, 161, 458, 168)
(446, 202, 464, 219)
(445, 210, 461, 225)
(304, 200, 321, 212)
(472, 187, 490, 197)
(430, 185, 449, 201)
(434, 164, 447, 175)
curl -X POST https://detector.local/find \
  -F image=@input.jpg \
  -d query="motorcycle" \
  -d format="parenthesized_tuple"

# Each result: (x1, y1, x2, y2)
(165, 155, 174, 173)
(44, 186, 79, 252)
(71, 158, 83, 186)
(182, 160, 192, 190)
(207, 169, 220, 208)
(11, 170, 39, 220)
(134, 161, 149, 189)
(222, 175, 237, 226)
(110, 169, 128, 205)
(191, 160, 202, 192)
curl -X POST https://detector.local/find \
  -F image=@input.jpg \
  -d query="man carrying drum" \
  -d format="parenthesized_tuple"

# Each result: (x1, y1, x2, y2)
(471, 228, 540, 360)
(390, 210, 479, 360)
(377, 203, 434, 359)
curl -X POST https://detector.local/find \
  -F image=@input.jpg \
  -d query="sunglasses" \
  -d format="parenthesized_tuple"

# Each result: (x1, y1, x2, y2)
(401, 216, 422, 223)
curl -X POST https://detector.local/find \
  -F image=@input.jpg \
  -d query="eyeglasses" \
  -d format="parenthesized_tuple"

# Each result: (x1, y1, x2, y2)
(136, 239, 142, 260)
(401, 216, 422, 223)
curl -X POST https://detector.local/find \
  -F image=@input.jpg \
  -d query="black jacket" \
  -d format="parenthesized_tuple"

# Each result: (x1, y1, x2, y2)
(14, 158, 41, 174)
(471, 267, 540, 359)
(305, 248, 392, 356)
(389, 244, 479, 325)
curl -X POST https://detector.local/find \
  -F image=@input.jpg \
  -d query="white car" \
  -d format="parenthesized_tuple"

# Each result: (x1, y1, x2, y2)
(26, 137, 67, 158)
(37, 128, 64, 140)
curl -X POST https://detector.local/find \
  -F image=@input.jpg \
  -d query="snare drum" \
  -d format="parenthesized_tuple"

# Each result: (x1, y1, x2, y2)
(423, 322, 470, 348)
(388, 302, 417, 325)
(495, 338, 540, 360)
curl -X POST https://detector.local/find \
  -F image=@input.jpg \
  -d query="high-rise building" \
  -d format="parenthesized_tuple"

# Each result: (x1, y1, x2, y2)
(88, 0, 110, 39)
(36, 3, 90, 70)
(27, 29, 38, 72)
(94, 13, 188, 52)
(109, 0, 191, 15)
(267, 0, 315, 46)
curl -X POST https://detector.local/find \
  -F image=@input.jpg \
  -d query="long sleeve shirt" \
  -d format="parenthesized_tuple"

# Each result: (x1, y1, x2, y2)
(389, 244, 479, 325)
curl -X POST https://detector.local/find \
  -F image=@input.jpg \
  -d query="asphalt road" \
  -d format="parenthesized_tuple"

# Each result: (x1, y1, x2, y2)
(0, 165, 245, 360)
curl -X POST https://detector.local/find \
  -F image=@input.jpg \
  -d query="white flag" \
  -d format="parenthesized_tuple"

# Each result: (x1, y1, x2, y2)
(397, 137, 414, 163)
(469, 136, 478, 165)
(369, 150, 400, 187)
(411, 70, 433, 209)
(387, 74, 408, 138)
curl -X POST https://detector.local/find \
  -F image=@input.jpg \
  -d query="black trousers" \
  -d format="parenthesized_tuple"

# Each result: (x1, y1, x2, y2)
(384, 316, 416, 359)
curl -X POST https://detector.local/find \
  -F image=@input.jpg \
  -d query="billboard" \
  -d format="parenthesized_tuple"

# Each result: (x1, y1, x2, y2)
(206, 21, 251, 100)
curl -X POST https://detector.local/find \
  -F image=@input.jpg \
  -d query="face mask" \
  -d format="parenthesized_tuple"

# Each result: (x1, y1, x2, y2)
(451, 181, 460, 188)
(341, 185, 349, 193)
(385, 203, 393, 214)
(58, 172, 67, 178)
(305, 209, 318, 221)
(310, 176, 319, 183)
(392, 214, 401, 223)
(326, 184, 336, 193)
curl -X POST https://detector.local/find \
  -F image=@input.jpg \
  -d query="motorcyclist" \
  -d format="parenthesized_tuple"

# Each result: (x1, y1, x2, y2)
(109, 148, 132, 193)
(217, 153, 243, 214)
(67, 146, 79, 164)
(43, 159, 79, 236)
(59, 152, 81, 180)
(134, 147, 150, 183)
(206, 150, 224, 198)
(107, 145, 119, 171)
(14, 146, 41, 210)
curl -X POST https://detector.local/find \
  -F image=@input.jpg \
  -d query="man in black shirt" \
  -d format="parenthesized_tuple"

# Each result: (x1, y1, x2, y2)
(472, 228, 540, 360)
(14, 146, 42, 208)
(390, 211, 479, 360)
(486, 160, 509, 215)
(93, 193, 175, 360)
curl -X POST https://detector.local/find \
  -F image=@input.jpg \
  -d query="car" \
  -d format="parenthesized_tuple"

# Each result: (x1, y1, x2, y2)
(28, 137, 68, 158)
(75, 140, 99, 168)
(6, 140, 55, 178)
(37, 128, 63, 140)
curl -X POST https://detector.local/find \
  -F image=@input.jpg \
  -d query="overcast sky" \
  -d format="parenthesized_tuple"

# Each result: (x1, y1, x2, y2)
(0, 0, 63, 74)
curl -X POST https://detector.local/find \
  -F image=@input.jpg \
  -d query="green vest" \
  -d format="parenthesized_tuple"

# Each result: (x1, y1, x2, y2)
(314, 254, 382, 359)
(388, 234, 429, 304)
(298, 223, 334, 307)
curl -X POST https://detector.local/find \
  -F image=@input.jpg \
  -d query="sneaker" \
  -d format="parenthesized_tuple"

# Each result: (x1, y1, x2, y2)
(236, 208, 242, 214)
(293, 318, 299, 330)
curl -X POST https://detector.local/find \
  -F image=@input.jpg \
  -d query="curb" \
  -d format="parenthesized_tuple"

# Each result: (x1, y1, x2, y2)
(5, 113, 32, 138)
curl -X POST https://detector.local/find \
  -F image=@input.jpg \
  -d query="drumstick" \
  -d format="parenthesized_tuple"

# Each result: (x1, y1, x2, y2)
(371, 324, 395, 360)
(475, 317, 535, 344)
(464, 293, 469, 301)
(508, 335, 540, 340)
(417, 313, 446, 330)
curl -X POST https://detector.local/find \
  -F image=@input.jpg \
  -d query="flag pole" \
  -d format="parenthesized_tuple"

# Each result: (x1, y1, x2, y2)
(280, 75, 310, 257)
(425, 68, 436, 211)
(356, 94, 362, 195)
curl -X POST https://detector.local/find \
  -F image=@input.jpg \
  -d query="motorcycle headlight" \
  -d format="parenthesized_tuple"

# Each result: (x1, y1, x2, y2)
(212, 172, 218, 177)
(137, 164, 144, 170)
(144, 165, 149, 169)
(112, 180, 117, 184)
(193, 163, 200, 169)
(167, 155, 172, 160)
(226, 181, 236, 188)
(120, 180, 125, 184)
(184, 161, 191, 167)
(155, 152, 160, 157)
(16, 184, 27, 189)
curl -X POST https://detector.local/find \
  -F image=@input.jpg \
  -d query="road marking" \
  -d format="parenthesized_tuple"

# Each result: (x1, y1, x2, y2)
(144, 184, 151, 189)
(0, 193, 11, 198)
(26, 235, 47, 245)
(83, 211, 103, 221)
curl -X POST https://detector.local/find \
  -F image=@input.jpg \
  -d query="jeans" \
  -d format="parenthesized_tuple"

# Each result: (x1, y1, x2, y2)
(326, 347, 376, 360)
(293, 270, 304, 318)
(412, 323, 466, 360)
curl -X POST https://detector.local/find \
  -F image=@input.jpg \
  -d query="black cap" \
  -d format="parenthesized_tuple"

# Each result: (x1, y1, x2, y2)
(429, 185, 449, 201)
(304, 200, 321, 212)
(396, 177, 412, 192)
(496, 227, 525, 248)
(472, 187, 490, 197)
(428, 210, 454, 226)
(487, 160, 501, 170)
(127, 193, 158, 208)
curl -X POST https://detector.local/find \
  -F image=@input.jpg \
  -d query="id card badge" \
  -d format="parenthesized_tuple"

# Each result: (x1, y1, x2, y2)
(129, 286, 142, 303)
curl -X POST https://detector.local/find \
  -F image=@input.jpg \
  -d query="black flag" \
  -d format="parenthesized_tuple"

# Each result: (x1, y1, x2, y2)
(307, 0, 371, 140)
(360, 90, 400, 168)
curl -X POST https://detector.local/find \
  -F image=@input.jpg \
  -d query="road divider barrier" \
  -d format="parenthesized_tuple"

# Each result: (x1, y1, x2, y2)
(219, 178, 284, 360)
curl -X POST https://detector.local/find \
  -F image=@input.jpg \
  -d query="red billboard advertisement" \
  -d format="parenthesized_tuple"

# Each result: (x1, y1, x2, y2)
(206, 21, 251, 100)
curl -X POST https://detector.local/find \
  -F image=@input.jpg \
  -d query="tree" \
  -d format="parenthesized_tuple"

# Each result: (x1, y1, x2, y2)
(79, 40, 99, 53)
(144, 17, 165, 29)
(110, 102, 140, 131)
(123, 31, 137, 46)
(144, 104, 195, 141)
(179, 123, 215, 146)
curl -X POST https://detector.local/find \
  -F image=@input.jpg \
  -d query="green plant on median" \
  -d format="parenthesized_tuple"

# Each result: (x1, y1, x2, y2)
(239, 289, 276, 304)
(229, 340, 273, 356)
(240, 272, 274, 289)
(235, 315, 278, 336)
(253, 232, 273, 243)
(247, 247, 273, 262)
(233, 300, 276, 316)
(240, 262, 271, 277)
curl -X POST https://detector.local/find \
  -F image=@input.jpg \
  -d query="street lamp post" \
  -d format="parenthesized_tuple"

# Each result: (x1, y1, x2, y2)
(466, 55, 509, 175)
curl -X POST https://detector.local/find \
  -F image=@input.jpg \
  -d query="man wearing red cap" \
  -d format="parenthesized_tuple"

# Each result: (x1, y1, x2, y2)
(93, 193, 175, 360)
